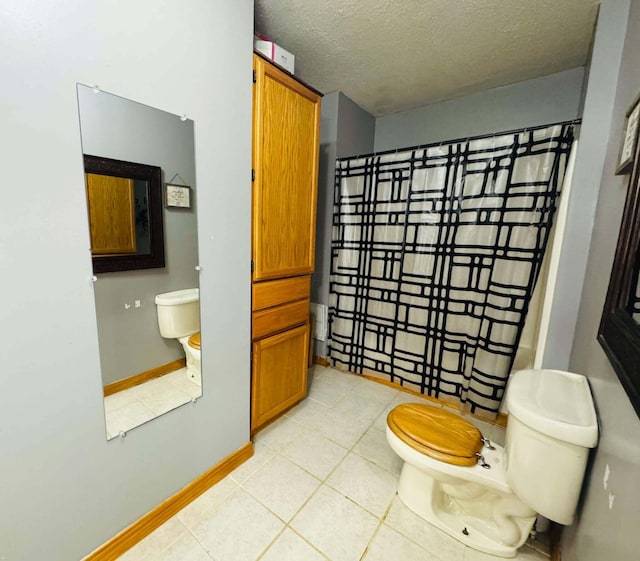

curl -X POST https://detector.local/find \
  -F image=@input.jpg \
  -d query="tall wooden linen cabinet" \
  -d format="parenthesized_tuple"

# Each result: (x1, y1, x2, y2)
(251, 54, 321, 433)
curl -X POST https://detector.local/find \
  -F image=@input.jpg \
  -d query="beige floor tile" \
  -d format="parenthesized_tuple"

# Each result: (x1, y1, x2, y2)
(191, 488, 284, 561)
(285, 397, 332, 428)
(176, 476, 239, 529)
(242, 454, 320, 521)
(139, 387, 192, 416)
(314, 407, 370, 449)
(353, 425, 404, 475)
(333, 391, 391, 424)
(259, 528, 328, 561)
(327, 452, 398, 518)
(229, 441, 275, 484)
(254, 415, 304, 451)
(463, 543, 549, 561)
(351, 378, 399, 403)
(281, 428, 349, 480)
(105, 401, 156, 438)
(291, 485, 378, 561)
(385, 497, 466, 561)
(308, 375, 352, 406)
(363, 524, 436, 561)
(315, 368, 361, 392)
(155, 531, 213, 561)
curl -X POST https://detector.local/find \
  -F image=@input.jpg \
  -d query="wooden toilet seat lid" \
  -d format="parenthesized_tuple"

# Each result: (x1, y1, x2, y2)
(387, 403, 483, 467)
(188, 332, 201, 350)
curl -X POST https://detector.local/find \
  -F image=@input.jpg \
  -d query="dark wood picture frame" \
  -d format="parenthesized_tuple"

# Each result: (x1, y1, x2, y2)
(83, 154, 165, 273)
(599, 111, 640, 418)
(615, 91, 640, 175)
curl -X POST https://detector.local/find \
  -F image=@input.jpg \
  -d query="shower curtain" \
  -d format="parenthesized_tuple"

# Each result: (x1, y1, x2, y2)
(328, 124, 574, 417)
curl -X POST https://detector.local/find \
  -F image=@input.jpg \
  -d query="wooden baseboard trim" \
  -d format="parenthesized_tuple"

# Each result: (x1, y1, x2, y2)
(83, 441, 253, 561)
(103, 358, 187, 397)
(313, 356, 330, 367)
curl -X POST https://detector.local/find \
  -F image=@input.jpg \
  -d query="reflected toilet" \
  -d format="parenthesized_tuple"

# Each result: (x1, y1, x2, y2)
(385, 369, 598, 558)
(155, 288, 201, 386)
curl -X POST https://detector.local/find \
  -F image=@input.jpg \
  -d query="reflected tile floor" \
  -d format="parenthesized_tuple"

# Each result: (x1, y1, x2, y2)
(104, 368, 201, 439)
(117, 366, 548, 561)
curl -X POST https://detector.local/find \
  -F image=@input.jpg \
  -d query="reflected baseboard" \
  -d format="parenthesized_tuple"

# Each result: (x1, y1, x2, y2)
(82, 441, 253, 561)
(104, 358, 186, 396)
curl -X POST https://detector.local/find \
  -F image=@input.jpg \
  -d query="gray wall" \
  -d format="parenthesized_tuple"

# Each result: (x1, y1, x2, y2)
(78, 85, 199, 386)
(312, 92, 375, 357)
(542, 3, 629, 372)
(562, 1, 640, 560)
(374, 66, 585, 152)
(0, 1, 253, 560)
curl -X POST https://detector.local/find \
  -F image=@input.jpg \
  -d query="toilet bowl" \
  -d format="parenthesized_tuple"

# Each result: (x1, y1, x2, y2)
(179, 332, 201, 386)
(385, 369, 598, 558)
(155, 288, 201, 386)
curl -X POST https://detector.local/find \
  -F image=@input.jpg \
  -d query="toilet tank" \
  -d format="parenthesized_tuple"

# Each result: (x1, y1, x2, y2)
(504, 369, 598, 525)
(155, 288, 200, 338)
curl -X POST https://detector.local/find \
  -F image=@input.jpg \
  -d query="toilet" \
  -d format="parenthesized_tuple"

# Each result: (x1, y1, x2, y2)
(155, 288, 201, 386)
(385, 369, 598, 558)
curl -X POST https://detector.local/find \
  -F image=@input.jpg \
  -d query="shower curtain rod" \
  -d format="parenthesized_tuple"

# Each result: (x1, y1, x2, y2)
(339, 118, 582, 162)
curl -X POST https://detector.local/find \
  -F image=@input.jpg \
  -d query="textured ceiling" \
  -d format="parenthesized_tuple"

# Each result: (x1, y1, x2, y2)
(255, 0, 599, 116)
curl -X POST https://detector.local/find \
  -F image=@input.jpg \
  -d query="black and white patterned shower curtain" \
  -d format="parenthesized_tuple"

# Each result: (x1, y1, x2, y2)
(328, 124, 574, 416)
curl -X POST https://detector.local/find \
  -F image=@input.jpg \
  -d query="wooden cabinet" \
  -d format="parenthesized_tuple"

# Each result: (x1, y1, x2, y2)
(252, 54, 321, 281)
(250, 276, 312, 432)
(251, 324, 310, 430)
(250, 54, 321, 432)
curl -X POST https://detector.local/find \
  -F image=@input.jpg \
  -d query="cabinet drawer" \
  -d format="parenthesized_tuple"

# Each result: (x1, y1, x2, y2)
(252, 275, 311, 311)
(252, 298, 309, 340)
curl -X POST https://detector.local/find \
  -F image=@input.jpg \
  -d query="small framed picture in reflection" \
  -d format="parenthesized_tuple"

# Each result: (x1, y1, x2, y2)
(165, 184, 191, 208)
(616, 92, 640, 175)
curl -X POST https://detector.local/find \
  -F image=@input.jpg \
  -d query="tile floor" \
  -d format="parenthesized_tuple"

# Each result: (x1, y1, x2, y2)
(104, 368, 202, 439)
(117, 366, 548, 561)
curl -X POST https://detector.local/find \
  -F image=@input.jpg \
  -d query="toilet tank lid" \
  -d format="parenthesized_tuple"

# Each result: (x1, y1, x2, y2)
(155, 288, 199, 305)
(506, 369, 598, 448)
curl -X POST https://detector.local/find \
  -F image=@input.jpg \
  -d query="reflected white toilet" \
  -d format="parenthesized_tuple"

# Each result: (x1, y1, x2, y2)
(155, 288, 201, 386)
(385, 369, 598, 558)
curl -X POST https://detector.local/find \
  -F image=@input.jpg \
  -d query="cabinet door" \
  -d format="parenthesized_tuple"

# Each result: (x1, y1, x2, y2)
(252, 55, 321, 281)
(251, 323, 309, 431)
(85, 173, 136, 255)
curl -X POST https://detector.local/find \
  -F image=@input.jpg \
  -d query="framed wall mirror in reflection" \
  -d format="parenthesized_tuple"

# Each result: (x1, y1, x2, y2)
(84, 154, 164, 273)
(599, 103, 640, 419)
(76, 84, 202, 439)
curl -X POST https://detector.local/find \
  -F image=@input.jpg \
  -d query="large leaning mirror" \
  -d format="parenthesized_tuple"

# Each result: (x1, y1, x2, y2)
(599, 119, 640, 419)
(77, 84, 202, 439)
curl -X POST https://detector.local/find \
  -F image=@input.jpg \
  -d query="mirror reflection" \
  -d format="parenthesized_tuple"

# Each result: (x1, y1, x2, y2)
(627, 269, 640, 325)
(77, 84, 201, 440)
(83, 154, 165, 273)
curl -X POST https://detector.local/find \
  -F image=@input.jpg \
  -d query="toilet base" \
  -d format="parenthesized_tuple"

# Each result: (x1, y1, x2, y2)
(396, 461, 536, 558)
(178, 336, 201, 387)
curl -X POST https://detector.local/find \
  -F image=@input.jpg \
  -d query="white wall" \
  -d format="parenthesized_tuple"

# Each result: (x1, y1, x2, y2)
(562, 1, 640, 560)
(374, 67, 585, 152)
(0, 1, 253, 560)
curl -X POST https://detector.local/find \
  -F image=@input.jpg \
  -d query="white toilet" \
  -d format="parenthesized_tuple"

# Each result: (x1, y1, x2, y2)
(385, 369, 598, 558)
(155, 288, 201, 386)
